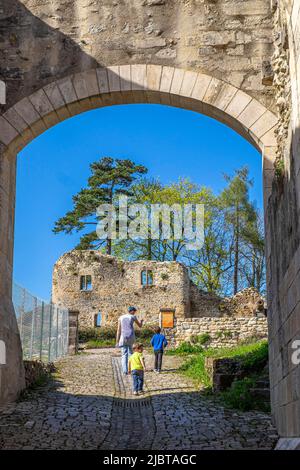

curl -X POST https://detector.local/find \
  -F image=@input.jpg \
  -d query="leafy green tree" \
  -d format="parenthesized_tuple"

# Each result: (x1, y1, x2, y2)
(220, 167, 257, 294)
(184, 197, 230, 294)
(239, 214, 265, 293)
(53, 157, 147, 254)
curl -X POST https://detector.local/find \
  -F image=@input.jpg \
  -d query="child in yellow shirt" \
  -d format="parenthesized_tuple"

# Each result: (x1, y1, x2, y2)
(128, 343, 146, 395)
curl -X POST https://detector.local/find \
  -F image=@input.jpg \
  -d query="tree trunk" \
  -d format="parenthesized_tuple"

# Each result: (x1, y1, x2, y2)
(147, 236, 152, 260)
(106, 238, 112, 255)
(233, 205, 239, 294)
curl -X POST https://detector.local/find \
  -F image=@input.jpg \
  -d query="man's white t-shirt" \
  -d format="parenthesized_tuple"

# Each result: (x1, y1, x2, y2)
(118, 314, 137, 347)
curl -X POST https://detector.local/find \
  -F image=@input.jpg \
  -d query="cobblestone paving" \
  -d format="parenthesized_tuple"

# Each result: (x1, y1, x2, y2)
(0, 349, 278, 450)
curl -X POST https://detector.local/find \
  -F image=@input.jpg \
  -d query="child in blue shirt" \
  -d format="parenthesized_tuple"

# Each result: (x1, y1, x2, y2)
(150, 326, 168, 373)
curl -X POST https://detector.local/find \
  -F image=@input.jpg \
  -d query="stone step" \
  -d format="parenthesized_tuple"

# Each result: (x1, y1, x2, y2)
(255, 378, 270, 388)
(250, 387, 270, 400)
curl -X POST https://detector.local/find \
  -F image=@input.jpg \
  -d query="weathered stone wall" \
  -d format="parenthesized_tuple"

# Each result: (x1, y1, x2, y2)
(189, 283, 223, 318)
(173, 317, 268, 348)
(219, 287, 266, 317)
(52, 251, 266, 330)
(0, 0, 275, 112)
(23, 360, 54, 389)
(52, 250, 191, 328)
(266, 0, 300, 442)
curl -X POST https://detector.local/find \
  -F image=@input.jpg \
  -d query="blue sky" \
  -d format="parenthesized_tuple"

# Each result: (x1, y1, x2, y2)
(14, 104, 262, 300)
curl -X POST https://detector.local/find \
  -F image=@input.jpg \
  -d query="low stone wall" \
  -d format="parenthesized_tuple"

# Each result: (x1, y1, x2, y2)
(172, 317, 268, 348)
(23, 361, 55, 389)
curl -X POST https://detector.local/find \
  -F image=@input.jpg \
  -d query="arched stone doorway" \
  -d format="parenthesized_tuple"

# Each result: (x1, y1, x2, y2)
(0, 64, 277, 404)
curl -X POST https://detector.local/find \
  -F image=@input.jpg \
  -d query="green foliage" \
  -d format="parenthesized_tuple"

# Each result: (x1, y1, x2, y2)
(220, 167, 261, 294)
(53, 157, 148, 253)
(166, 341, 204, 355)
(215, 329, 233, 339)
(135, 327, 155, 341)
(85, 339, 115, 349)
(174, 340, 268, 391)
(179, 353, 211, 388)
(190, 333, 211, 346)
(79, 326, 154, 346)
(221, 376, 270, 412)
(79, 326, 117, 342)
(275, 158, 285, 179)
(161, 273, 169, 281)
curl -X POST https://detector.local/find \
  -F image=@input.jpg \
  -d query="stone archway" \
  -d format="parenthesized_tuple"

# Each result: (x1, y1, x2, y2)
(0, 64, 277, 404)
(1, 0, 300, 446)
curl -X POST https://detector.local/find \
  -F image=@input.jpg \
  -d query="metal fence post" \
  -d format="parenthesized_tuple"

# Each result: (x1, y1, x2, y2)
(39, 301, 45, 361)
(48, 303, 53, 362)
(19, 287, 26, 345)
(29, 296, 37, 359)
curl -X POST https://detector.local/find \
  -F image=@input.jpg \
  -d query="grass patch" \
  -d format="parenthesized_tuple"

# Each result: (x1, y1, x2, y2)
(179, 353, 211, 388)
(85, 339, 115, 349)
(221, 376, 270, 412)
(166, 341, 204, 356)
(176, 340, 268, 391)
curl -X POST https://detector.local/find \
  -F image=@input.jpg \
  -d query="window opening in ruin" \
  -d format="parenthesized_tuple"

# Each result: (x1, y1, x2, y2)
(80, 275, 92, 291)
(95, 312, 102, 327)
(141, 270, 153, 286)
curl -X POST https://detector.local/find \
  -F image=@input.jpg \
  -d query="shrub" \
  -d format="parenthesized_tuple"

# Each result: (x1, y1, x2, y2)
(167, 341, 204, 355)
(215, 329, 233, 339)
(221, 376, 270, 412)
(197, 333, 211, 345)
(135, 327, 155, 341)
(161, 273, 169, 281)
(78, 326, 116, 343)
(79, 326, 155, 346)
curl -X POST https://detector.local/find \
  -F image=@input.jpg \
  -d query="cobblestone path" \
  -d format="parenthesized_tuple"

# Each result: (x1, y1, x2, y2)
(0, 349, 278, 450)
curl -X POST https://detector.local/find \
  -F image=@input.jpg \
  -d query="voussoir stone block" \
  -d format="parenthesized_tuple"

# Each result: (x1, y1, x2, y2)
(160, 67, 175, 93)
(14, 98, 40, 126)
(28, 89, 54, 117)
(0, 117, 19, 146)
(57, 77, 78, 104)
(225, 90, 252, 119)
(146, 65, 162, 91)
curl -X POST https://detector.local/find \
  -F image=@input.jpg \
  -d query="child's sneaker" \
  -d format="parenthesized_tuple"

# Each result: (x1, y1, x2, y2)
(133, 391, 138, 396)
(138, 390, 144, 395)
(153, 369, 158, 372)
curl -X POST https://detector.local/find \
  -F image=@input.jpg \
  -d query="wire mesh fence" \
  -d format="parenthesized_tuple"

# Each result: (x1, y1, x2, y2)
(12, 282, 69, 362)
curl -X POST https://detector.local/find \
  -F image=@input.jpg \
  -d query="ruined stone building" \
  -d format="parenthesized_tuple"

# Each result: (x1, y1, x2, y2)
(52, 250, 219, 328)
(52, 250, 265, 329)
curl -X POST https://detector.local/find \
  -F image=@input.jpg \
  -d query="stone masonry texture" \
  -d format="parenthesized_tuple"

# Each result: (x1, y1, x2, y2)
(0, 0, 275, 111)
(52, 250, 266, 330)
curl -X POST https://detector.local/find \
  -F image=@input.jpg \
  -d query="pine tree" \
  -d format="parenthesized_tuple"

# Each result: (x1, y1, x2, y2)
(53, 157, 147, 254)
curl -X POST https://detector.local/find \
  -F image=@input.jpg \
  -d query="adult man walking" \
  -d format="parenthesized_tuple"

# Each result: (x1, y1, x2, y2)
(116, 306, 144, 375)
